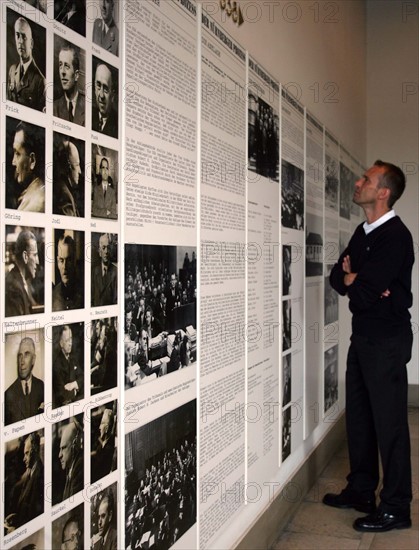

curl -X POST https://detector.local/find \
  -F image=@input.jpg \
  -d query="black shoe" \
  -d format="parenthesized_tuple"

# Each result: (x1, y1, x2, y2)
(322, 488, 376, 514)
(353, 510, 411, 532)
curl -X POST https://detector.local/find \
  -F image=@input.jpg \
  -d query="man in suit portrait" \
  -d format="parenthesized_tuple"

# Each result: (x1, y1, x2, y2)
(91, 408, 116, 483)
(93, 0, 119, 56)
(55, 0, 86, 37)
(54, 43, 85, 126)
(92, 233, 118, 307)
(91, 492, 117, 550)
(53, 233, 84, 311)
(59, 419, 83, 501)
(92, 62, 118, 138)
(53, 325, 84, 408)
(5, 230, 41, 317)
(92, 157, 117, 219)
(53, 138, 84, 217)
(4, 337, 44, 426)
(61, 515, 83, 550)
(7, 16, 46, 111)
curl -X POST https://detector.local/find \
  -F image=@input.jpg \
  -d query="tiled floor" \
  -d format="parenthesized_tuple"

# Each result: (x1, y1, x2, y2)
(272, 408, 419, 549)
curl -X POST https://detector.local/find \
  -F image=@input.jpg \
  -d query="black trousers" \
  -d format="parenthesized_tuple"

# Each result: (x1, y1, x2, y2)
(345, 328, 413, 516)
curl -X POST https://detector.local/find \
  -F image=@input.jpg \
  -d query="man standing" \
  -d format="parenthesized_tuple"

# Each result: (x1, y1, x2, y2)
(53, 233, 84, 311)
(54, 44, 85, 126)
(92, 62, 118, 138)
(9, 121, 45, 212)
(53, 139, 83, 217)
(58, 420, 83, 501)
(5, 230, 41, 317)
(8, 17, 45, 111)
(53, 325, 84, 408)
(92, 157, 117, 219)
(5, 337, 44, 425)
(324, 161, 414, 532)
(92, 233, 118, 307)
(93, 0, 119, 56)
(92, 493, 117, 550)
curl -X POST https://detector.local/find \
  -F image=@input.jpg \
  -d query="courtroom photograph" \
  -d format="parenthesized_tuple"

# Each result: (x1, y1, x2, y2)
(4, 429, 45, 531)
(53, 36, 86, 127)
(91, 0, 120, 57)
(6, 8, 46, 112)
(51, 504, 84, 550)
(51, 322, 85, 409)
(90, 401, 118, 484)
(4, 328, 45, 427)
(282, 244, 292, 296)
(282, 352, 291, 408)
(90, 483, 118, 550)
(125, 400, 197, 550)
(248, 92, 279, 182)
(91, 57, 119, 139)
(90, 316, 118, 396)
(54, 0, 86, 37)
(339, 161, 352, 220)
(53, 132, 85, 217)
(282, 406, 291, 462)
(52, 229, 85, 312)
(324, 345, 338, 412)
(282, 299, 291, 352)
(124, 244, 197, 389)
(305, 212, 323, 277)
(91, 232, 118, 308)
(9, 527, 44, 550)
(51, 415, 84, 506)
(281, 159, 304, 230)
(5, 116, 45, 213)
(5, 225, 45, 318)
(325, 154, 339, 211)
(91, 144, 119, 220)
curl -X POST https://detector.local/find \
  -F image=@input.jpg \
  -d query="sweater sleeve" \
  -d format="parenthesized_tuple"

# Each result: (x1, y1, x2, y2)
(329, 246, 350, 296)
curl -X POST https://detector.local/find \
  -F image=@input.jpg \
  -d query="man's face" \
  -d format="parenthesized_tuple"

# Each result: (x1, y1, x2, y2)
(57, 241, 75, 286)
(15, 19, 33, 63)
(59, 425, 73, 470)
(99, 417, 109, 439)
(67, 143, 81, 187)
(353, 165, 387, 207)
(100, 159, 109, 182)
(125, 311, 132, 332)
(24, 238, 39, 280)
(170, 275, 176, 289)
(99, 235, 110, 265)
(12, 130, 33, 185)
(101, 0, 114, 25)
(60, 328, 73, 355)
(95, 64, 113, 117)
(17, 339, 35, 381)
(62, 521, 80, 550)
(98, 499, 112, 536)
(140, 330, 148, 351)
(145, 310, 152, 326)
(23, 437, 34, 469)
(59, 49, 78, 95)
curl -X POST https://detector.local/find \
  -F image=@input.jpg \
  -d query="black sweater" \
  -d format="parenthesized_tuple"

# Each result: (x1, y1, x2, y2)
(330, 216, 414, 337)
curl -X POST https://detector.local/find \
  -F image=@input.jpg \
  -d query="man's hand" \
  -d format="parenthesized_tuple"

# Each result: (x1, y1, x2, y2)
(342, 255, 357, 286)
(381, 289, 391, 298)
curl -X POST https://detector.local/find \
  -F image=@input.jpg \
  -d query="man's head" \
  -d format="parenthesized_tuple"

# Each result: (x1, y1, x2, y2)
(14, 17, 33, 64)
(23, 432, 40, 470)
(57, 235, 76, 286)
(94, 64, 114, 118)
(98, 234, 110, 266)
(97, 494, 113, 537)
(125, 307, 133, 332)
(353, 160, 406, 210)
(170, 273, 177, 289)
(99, 408, 114, 440)
(61, 517, 81, 550)
(145, 307, 153, 327)
(100, 0, 115, 26)
(15, 230, 39, 280)
(99, 157, 110, 183)
(17, 337, 36, 381)
(59, 325, 73, 356)
(140, 329, 148, 352)
(59, 421, 79, 470)
(12, 122, 42, 186)
(58, 46, 79, 98)
(58, 141, 81, 188)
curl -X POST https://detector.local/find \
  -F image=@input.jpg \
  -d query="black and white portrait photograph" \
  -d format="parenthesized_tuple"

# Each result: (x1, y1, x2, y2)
(4, 328, 44, 426)
(282, 299, 291, 352)
(282, 407, 291, 462)
(305, 212, 323, 277)
(90, 317, 118, 395)
(6, 8, 46, 112)
(92, 0, 120, 56)
(9, 528, 44, 550)
(90, 483, 118, 550)
(52, 229, 85, 311)
(325, 154, 338, 211)
(91, 232, 118, 307)
(51, 504, 84, 550)
(324, 264, 338, 325)
(92, 57, 119, 138)
(5, 225, 45, 317)
(248, 92, 279, 181)
(90, 401, 118, 484)
(282, 353, 291, 408)
(52, 415, 84, 506)
(53, 36, 86, 126)
(91, 144, 118, 220)
(124, 245, 197, 389)
(52, 322, 85, 409)
(282, 244, 292, 296)
(5, 116, 45, 212)
(23, 1, 47, 13)
(55, 0, 86, 37)
(281, 159, 304, 230)
(339, 161, 352, 220)
(4, 429, 44, 531)
(324, 345, 338, 412)
(53, 132, 85, 217)
(125, 400, 197, 550)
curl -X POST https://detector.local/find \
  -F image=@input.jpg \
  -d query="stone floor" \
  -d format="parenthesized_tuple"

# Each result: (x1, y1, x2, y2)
(271, 408, 419, 549)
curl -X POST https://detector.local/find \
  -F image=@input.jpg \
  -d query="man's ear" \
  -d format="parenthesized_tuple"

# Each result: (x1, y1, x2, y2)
(75, 70, 79, 82)
(29, 152, 36, 171)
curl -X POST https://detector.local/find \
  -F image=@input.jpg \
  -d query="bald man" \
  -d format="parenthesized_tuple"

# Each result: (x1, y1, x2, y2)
(8, 17, 46, 111)
(92, 63, 118, 138)
(53, 139, 83, 217)
(59, 421, 83, 501)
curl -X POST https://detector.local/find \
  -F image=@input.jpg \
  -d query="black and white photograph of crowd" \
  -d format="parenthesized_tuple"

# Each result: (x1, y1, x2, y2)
(124, 245, 197, 389)
(325, 154, 338, 211)
(248, 93, 279, 181)
(324, 345, 338, 412)
(281, 159, 304, 230)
